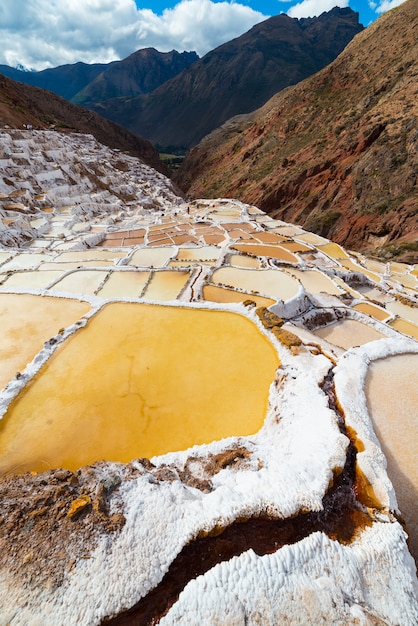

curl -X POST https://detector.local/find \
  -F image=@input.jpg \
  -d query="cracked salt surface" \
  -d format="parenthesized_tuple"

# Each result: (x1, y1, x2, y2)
(0, 130, 417, 625)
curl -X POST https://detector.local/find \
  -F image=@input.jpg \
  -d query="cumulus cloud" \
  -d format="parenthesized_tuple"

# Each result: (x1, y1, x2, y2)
(0, 0, 266, 70)
(372, 0, 407, 13)
(287, 0, 349, 19)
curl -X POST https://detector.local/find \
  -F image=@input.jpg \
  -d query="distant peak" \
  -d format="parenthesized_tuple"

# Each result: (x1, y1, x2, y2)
(15, 63, 35, 73)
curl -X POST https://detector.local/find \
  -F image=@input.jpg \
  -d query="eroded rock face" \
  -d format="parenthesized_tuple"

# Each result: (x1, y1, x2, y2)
(0, 130, 417, 625)
(176, 0, 418, 262)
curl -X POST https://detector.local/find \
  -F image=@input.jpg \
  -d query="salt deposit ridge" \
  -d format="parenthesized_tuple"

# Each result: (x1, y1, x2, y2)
(0, 130, 417, 625)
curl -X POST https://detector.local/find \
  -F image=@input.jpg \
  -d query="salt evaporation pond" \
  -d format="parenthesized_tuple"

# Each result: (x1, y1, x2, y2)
(1, 131, 417, 624)
(365, 354, 418, 562)
(231, 243, 298, 263)
(51, 270, 108, 295)
(202, 284, 275, 307)
(288, 268, 342, 295)
(0, 303, 279, 473)
(143, 270, 190, 300)
(96, 270, 149, 298)
(0, 294, 90, 390)
(0, 270, 62, 290)
(211, 267, 300, 301)
(130, 247, 177, 268)
(386, 300, 418, 325)
(314, 319, 386, 349)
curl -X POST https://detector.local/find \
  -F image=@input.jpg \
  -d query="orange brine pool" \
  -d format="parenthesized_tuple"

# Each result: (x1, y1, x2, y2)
(0, 303, 279, 473)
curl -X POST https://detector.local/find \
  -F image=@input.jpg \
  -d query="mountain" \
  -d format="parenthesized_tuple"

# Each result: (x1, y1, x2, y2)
(0, 49, 198, 104)
(71, 48, 199, 105)
(0, 73, 167, 173)
(176, 0, 418, 262)
(0, 62, 108, 101)
(87, 7, 363, 152)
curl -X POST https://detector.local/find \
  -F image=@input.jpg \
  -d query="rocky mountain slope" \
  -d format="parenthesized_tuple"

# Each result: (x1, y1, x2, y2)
(71, 48, 198, 106)
(176, 0, 417, 262)
(0, 73, 167, 173)
(88, 7, 363, 151)
(0, 49, 198, 105)
(0, 61, 109, 101)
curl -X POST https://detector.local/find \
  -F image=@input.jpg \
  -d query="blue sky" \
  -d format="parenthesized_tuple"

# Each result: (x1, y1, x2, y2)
(0, 0, 407, 70)
(136, 1, 378, 26)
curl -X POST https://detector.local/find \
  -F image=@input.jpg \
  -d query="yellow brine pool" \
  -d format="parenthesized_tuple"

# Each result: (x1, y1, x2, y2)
(0, 303, 279, 473)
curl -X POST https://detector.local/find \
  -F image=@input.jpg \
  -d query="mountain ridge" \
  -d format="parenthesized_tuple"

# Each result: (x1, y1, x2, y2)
(87, 7, 363, 151)
(71, 48, 199, 105)
(0, 49, 198, 105)
(175, 0, 418, 261)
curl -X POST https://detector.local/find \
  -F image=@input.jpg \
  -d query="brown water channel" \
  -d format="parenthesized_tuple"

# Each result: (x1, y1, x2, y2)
(0, 303, 279, 473)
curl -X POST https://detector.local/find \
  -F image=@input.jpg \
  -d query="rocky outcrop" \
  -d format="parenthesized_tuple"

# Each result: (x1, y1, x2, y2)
(176, 0, 418, 261)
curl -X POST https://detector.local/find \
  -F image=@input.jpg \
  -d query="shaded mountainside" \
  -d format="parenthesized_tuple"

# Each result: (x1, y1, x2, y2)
(0, 49, 198, 105)
(88, 7, 363, 151)
(0, 73, 167, 174)
(72, 48, 199, 105)
(176, 0, 418, 262)
(0, 62, 109, 101)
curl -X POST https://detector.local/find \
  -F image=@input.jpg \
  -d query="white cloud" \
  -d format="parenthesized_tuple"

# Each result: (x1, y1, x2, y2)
(287, 0, 349, 19)
(0, 0, 266, 70)
(372, 0, 407, 14)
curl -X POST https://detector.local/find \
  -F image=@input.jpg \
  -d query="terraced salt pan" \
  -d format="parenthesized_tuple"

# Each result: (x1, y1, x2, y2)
(202, 285, 275, 307)
(50, 270, 108, 295)
(228, 254, 261, 268)
(0, 253, 49, 270)
(55, 250, 124, 263)
(314, 319, 386, 349)
(207, 210, 242, 220)
(250, 232, 287, 244)
(0, 303, 279, 473)
(130, 247, 177, 268)
(390, 273, 418, 290)
(363, 258, 387, 274)
(232, 243, 298, 263)
(386, 300, 418, 325)
(0, 294, 90, 391)
(0, 269, 62, 290)
(389, 318, 418, 341)
(0, 252, 14, 264)
(365, 353, 418, 562)
(175, 246, 221, 263)
(278, 241, 312, 253)
(294, 232, 329, 244)
(0, 132, 417, 624)
(340, 259, 381, 283)
(355, 284, 394, 304)
(353, 302, 391, 322)
(315, 242, 350, 259)
(96, 271, 150, 298)
(211, 267, 300, 302)
(333, 276, 363, 298)
(288, 269, 342, 296)
(143, 270, 190, 301)
(390, 262, 411, 274)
